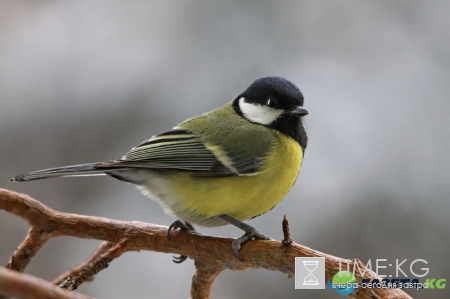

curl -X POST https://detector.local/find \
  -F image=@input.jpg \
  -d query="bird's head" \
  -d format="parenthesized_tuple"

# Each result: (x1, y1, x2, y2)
(233, 77, 309, 149)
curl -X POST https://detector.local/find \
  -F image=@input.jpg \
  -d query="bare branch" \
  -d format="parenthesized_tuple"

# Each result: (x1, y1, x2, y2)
(6, 228, 50, 272)
(0, 268, 91, 299)
(53, 241, 115, 285)
(0, 188, 412, 299)
(191, 260, 225, 299)
(59, 239, 128, 291)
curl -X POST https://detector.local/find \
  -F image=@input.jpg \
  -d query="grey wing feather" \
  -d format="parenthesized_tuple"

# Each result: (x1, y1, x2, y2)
(11, 129, 263, 182)
(97, 129, 262, 176)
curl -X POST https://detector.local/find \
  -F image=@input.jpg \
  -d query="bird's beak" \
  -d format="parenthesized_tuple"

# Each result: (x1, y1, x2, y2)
(291, 106, 309, 116)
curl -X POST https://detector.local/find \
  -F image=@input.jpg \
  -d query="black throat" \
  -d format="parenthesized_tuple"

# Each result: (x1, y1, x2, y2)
(233, 98, 308, 151)
(270, 114, 308, 152)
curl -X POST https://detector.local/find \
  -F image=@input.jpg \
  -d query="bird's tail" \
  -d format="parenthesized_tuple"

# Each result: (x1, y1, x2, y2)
(10, 163, 108, 182)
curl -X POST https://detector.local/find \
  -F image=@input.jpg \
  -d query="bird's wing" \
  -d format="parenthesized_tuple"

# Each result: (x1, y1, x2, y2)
(97, 129, 263, 177)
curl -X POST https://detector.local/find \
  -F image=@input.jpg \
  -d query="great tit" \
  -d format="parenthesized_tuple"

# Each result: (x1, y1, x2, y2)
(11, 77, 309, 261)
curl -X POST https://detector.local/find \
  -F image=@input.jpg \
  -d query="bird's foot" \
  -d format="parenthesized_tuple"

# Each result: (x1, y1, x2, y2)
(232, 228, 272, 261)
(218, 214, 273, 261)
(167, 220, 195, 264)
(167, 220, 194, 238)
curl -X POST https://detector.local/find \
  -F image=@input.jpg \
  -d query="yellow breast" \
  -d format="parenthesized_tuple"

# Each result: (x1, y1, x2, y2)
(143, 132, 302, 227)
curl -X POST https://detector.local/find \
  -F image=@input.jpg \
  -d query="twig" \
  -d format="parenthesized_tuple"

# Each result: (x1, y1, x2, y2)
(281, 215, 293, 246)
(0, 268, 91, 299)
(59, 240, 128, 290)
(0, 188, 413, 299)
(53, 241, 115, 285)
(6, 228, 50, 272)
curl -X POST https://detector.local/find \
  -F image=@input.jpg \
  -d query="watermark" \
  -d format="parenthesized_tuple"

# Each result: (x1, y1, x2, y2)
(336, 258, 429, 278)
(327, 271, 446, 296)
(295, 257, 325, 289)
(326, 271, 357, 295)
(294, 258, 446, 295)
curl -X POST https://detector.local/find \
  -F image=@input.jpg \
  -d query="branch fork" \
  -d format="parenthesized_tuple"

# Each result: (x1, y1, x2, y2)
(0, 189, 412, 299)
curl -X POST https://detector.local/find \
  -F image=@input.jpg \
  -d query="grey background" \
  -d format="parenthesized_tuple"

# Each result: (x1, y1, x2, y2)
(1, 1, 449, 298)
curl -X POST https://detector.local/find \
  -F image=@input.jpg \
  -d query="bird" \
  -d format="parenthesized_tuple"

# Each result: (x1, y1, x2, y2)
(11, 76, 309, 261)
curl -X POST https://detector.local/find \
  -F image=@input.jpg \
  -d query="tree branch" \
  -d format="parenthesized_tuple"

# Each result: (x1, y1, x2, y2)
(0, 188, 412, 299)
(52, 241, 115, 285)
(59, 239, 128, 291)
(6, 227, 50, 272)
(191, 260, 225, 299)
(0, 268, 91, 299)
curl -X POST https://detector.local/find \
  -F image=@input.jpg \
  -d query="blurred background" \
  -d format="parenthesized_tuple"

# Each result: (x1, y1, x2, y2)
(1, 1, 449, 298)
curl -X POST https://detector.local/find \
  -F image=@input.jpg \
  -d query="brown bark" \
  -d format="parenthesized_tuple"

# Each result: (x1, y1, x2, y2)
(0, 188, 412, 299)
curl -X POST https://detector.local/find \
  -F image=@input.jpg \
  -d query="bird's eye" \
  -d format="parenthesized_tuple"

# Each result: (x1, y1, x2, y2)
(267, 98, 277, 108)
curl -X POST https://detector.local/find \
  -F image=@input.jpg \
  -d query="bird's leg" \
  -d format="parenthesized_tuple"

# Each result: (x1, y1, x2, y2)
(167, 220, 195, 263)
(219, 214, 272, 261)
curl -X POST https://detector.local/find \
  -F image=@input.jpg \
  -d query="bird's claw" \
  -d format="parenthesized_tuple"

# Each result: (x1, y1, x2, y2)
(167, 220, 194, 239)
(167, 220, 195, 264)
(172, 255, 188, 264)
(232, 228, 272, 261)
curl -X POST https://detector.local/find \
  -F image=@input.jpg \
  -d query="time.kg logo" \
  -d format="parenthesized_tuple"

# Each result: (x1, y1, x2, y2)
(295, 257, 325, 289)
(326, 271, 357, 296)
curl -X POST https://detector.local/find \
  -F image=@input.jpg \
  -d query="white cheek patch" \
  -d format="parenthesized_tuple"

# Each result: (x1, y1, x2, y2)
(239, 97, 283, 125)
